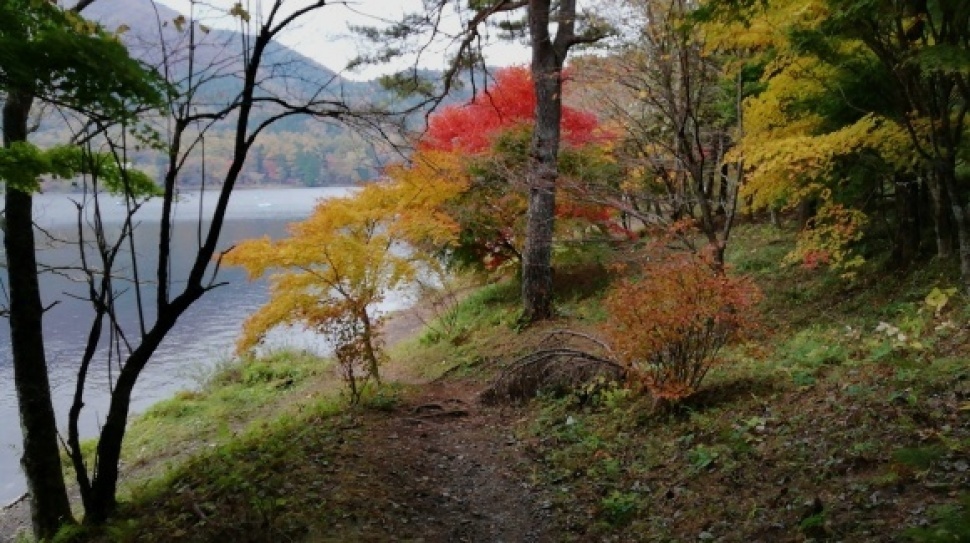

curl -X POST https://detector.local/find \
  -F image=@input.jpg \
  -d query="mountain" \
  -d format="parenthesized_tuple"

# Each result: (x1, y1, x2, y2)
(63, 0, 392, 187)
(89, 1, 383, 116)
(29, 1, 477, 188)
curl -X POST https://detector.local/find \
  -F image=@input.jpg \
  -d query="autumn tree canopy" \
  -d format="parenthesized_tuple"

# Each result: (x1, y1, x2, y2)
(699, 0, 970, 277)
(391, 66, 619, 272)
(226, 167, 464, 393)
(421, 66, 601, 154)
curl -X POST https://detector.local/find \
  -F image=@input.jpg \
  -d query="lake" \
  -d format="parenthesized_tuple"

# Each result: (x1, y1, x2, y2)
(0, 187, 406, 504)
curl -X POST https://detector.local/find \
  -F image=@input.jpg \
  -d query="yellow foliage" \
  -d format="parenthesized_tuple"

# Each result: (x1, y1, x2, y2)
(224, 162, 464, 353)
(784, 201, 868, 275)
(710, 0, 918, 215)
(382, 151, 469, 247)
(702, 0, 933, 275)
(704, 0, 828, 58)
(737, 114, 910, 211)
(740, 57, 831, 138)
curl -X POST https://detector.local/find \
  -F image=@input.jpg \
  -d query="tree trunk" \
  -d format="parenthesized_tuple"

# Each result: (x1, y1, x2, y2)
(82, 21, 271, 520)
(924, 171, 955, 259)
(952, 201, 970, 294)
(3, 90, 75, 539)
(891, 173, 921, 268)
(521, 0, 567, 323)
(796, 198, 818, 231)
(936, 161, 970, 293)
(83, 299, 197, 523)
(360, 309, 382, 384)
(769, 207, 781, 228)
(717, 163, 730, 217)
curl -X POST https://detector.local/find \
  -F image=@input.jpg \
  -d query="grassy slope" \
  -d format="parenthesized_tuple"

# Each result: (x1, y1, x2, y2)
(56, 224, 970, 542)
(520, 226, 970, 542)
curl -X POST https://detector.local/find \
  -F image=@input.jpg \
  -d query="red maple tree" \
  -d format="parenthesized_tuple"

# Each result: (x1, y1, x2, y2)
(421, 66, 600, 153)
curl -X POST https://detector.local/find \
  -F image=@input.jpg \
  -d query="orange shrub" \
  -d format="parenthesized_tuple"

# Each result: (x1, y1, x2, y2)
(602, 254, 761, 404)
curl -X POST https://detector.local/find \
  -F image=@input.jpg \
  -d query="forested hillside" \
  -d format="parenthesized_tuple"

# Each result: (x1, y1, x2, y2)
(35, 0, 392, 188)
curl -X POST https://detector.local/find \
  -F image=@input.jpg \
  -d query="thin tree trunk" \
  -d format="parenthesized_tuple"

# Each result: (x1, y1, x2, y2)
(952, 202, 970, 293)
(937, 162, 970, 293)
(360, 309, 382, 384)
(83, 18, 274, 520)
(892, 173, 921, 268)
(925, 171, 955, 258)
(769, 207, 781, 228)
(717, 163, 729, 216)
(3, 90, 75, 539)
(84, 302, 195, 523)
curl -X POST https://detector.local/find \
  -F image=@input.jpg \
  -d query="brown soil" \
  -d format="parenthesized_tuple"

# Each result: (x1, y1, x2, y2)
(310, 378, 557, 542)
(305, 290, 559, 541)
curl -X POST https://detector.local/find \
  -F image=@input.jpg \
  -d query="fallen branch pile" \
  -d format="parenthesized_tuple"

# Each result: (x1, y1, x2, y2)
(480, 330, 627, 404)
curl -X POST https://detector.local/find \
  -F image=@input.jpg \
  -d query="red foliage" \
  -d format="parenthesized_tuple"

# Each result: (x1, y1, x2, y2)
(800, 249, 831, 270)
(555, 199, 614, 223)
(421, 66, 600, 153)
(602, 253, 761, 405)
(555, 198, 634, 238)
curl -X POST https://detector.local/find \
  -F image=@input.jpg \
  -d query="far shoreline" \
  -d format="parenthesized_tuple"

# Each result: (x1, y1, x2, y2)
(34, 182, 364, 195)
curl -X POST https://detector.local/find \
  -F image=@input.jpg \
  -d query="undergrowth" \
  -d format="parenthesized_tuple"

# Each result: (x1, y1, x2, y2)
(518, 224, 970, 541)
(119, 351, 333, 475)
(40, 224, 970, 542)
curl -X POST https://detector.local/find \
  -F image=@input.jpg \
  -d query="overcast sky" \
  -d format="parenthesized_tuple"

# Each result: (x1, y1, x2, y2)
(155, 0, 531, 80)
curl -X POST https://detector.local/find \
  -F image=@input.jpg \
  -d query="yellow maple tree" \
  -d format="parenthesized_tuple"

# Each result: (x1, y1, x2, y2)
(704, 0, 925, 271)
(225, 159, 464, 393)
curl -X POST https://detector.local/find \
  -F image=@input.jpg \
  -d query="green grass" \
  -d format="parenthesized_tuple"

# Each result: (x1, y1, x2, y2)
(388, 278, 524, 381)
(98, 398, 348, 542)
(45, 223, 970, 542)
(514, 224, 970, 541)
(417, 278, 519, 345)
(120, 350, 332, 473)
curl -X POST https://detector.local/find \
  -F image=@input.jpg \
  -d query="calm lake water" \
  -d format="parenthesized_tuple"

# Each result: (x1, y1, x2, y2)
(0, 187, 409, 504)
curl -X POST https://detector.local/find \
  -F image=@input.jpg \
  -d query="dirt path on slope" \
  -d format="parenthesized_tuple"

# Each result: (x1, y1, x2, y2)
(337, 293, 559, 541)
(313, 378, 556, 542)
(2, 300, 559, 543)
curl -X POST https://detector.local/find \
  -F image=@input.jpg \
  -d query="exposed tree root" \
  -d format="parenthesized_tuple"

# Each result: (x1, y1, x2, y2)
(411, 402, 469, 419)
(480, 330, 627, 405)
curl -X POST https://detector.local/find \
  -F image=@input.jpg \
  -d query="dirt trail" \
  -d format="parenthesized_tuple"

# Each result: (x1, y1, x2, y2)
(319, 379, 555, 542)
(2, 304, 558, 542)
(336, 300, 557, 541)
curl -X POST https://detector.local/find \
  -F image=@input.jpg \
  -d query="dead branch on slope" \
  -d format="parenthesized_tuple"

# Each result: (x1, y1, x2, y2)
(480, 330, 627, 405)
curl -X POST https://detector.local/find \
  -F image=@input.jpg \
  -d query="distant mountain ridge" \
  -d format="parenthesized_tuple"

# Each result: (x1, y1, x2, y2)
(64, 0, 390, 187)
(85, 0, 346, 82)
(34, 1, 477, 188)
(84, 0, 380, 113)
